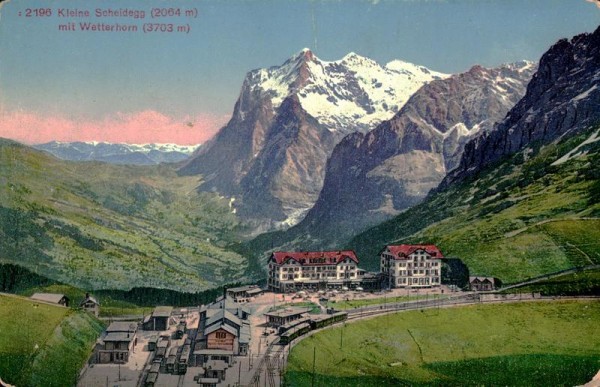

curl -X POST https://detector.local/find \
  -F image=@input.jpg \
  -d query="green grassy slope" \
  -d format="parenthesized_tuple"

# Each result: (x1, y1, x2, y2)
(0, 294, 104, 386)
(502, 267, 600, 296)
(286, 301, 600, 386)
(0, 139, 256, 291)
(348, 126, 600, 283)
(1, 262, 249, 317)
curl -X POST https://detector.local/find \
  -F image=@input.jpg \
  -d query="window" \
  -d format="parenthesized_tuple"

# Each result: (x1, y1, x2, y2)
(216, 332, 227, 339)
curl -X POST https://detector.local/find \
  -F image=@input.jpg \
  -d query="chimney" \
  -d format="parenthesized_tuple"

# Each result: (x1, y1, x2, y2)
(85, 292, 90, 299)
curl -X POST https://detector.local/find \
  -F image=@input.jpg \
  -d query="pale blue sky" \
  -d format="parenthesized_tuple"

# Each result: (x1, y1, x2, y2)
(0, 0, 598, 143)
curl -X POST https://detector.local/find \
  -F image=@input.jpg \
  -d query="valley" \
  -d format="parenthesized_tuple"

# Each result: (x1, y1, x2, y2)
(1, 8, 600, 385)
(0, 139, 253, 292)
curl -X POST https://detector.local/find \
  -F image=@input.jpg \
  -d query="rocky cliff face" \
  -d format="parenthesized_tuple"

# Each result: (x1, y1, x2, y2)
(179, 49, 447, 231)
(443, 26, 600, 188)
(286, 61, 535, 245)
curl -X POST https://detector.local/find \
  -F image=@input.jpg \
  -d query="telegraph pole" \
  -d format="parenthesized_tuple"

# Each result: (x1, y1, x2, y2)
(311, 347, 316, 387)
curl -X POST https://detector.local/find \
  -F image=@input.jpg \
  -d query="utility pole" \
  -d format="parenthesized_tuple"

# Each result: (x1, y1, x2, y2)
(311, 346, 316, 387)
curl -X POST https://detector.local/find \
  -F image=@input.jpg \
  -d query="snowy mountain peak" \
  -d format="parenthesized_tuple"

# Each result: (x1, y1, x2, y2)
(34, 141, 199, 165)
(245, 50, 449, 133)
(285, 48, 316, 65)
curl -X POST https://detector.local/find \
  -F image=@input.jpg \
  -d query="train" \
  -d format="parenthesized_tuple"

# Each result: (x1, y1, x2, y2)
(177, 342, 191, 374)
(279, 322, 311, 345)
(175, 321, 187, 339)
(279, 311, 347, 345)
(165, 346, 179, 374)
(277, 316, 311, 336)
(144, 363, 160, 387)
(309, 312, 348, 329)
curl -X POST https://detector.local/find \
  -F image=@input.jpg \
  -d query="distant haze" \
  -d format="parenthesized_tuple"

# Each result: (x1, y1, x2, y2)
(0, 110, 228, 145)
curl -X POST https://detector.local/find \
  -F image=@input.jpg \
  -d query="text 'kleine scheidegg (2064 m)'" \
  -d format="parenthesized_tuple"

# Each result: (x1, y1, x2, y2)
(19, 7, 198, 34)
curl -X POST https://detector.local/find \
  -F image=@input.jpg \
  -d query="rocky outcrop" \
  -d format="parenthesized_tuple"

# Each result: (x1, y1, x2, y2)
(443, 26, 600, 187)
(284, 62, 535, 245)
(180, 49, 447, 231)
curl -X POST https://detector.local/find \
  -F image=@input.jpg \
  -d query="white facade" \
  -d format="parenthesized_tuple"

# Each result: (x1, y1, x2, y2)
(380, 245, 442, 288)
(267, 251, 365, 292)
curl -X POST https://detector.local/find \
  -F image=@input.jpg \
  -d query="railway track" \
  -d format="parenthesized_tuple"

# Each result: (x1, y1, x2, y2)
(343, 293, 600, 321)
(249, 337, 282, 387)
(344, 293, 479, 320)
(250, 294, 600, 386)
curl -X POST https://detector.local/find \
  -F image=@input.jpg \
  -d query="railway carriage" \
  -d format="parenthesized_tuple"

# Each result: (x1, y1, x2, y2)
(177, 344, 191, 374)
(309, 312, 348, 330)
(277, 316, 311, 335)
(279, 322, 311, 345)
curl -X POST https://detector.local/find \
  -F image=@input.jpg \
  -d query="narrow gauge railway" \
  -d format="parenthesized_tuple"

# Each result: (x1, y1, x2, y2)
(277, 293, 552, 346)
(279, 323, 311, 345)
(278, 312, 348, 345)
(277, 316, 311, 336)
(252, 294, 600, 386)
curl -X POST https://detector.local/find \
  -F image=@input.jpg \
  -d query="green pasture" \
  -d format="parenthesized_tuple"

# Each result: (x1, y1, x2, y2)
(286, 301, 600, 386)
(0, 294, 104, 386)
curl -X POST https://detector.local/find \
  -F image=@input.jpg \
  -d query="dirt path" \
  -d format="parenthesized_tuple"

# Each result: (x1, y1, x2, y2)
(504, 217, 600, 238)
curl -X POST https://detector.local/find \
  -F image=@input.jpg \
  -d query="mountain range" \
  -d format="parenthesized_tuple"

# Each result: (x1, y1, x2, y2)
(3, 26, 600, 292)
(345, 25, 600, 280)
(34, 141, 199, 165)
(247, 61, 535, 252)
(443, 28, 600, 188)
(179, 49, 448, 232)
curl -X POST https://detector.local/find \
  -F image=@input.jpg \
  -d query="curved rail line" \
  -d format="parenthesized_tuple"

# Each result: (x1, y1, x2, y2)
(247, 293, 600, 387)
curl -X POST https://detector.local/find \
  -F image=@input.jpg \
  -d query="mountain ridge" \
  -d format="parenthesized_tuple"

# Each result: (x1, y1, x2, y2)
(246, 60, 535, 251)
(0, 139, 250, 292)
(442, 26, 600, 189)
(180, 49, 448, 231)
(343, 26, 600, 281)
(34, 141, 199, 165)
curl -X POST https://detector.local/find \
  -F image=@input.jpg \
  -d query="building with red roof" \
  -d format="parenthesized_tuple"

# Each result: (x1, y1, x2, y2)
(267, 250, 368, 292)
(380, 244, 443, 288)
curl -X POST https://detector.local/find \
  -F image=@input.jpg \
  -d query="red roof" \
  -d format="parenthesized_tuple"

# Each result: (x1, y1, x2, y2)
(270, 251, 359, 266)
(384, 244, 444, 259)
